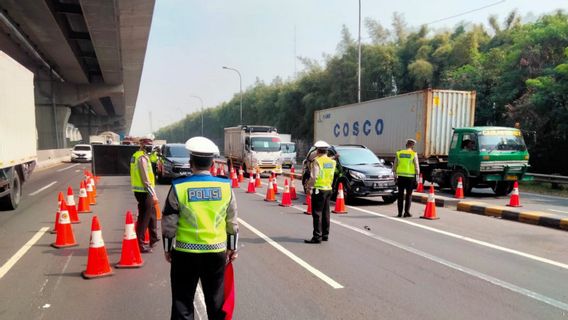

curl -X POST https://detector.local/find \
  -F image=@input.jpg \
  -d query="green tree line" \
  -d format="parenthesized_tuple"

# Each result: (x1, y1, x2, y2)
(156, 10, 568, 174)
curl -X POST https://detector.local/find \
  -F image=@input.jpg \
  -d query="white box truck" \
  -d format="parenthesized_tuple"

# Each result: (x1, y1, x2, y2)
(278, 134, 296, 169)
(224, 125, 282, 175)
(0, 51, 37, 209)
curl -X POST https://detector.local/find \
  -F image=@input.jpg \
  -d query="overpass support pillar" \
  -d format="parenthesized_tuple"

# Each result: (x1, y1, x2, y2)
(36, 105, 71, 150)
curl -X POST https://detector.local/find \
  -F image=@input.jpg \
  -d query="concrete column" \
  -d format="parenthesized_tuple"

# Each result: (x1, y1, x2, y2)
(35, 105, 71, 150)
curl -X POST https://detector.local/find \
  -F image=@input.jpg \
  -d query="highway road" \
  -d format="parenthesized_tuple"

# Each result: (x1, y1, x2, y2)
(1, 163, 568, 319)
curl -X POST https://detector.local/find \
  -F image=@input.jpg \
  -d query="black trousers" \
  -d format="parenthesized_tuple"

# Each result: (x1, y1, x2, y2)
(134, 192, 159, 247)
(311, 189, 332, 239)
(396, 176, 415, 215)
(170, 250, 227, 320)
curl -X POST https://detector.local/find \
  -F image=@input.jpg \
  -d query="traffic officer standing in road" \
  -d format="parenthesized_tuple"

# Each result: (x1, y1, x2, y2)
(150, 146, 160, 175)
(162, 137, 239, 320)
(304, 140, 336, 244)
(393, 139, 420, 218)
(130, 134, 160, 253)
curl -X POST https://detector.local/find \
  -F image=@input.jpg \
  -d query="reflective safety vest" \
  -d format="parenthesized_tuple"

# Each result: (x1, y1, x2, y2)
(314, 155, 336, 190)
(173, 175, 231, 253)
(149, 151, 158, 164)
(130, 150, 155, 192)
(396, 149, 417, 178)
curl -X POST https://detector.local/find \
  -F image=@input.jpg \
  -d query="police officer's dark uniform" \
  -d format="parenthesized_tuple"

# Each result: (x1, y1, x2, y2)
(162, 137, 238, 320)
(305, 140, 336, 244)
(393, 139, 420, 218)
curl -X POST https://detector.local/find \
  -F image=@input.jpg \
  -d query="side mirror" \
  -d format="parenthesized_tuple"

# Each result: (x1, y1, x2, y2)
(380, 158, 385, 164)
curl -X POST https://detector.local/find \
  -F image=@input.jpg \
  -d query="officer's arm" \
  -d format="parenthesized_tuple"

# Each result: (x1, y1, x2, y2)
(392, 156, 398, 178)
(161, 186, 179, 254)
(226, 190, 239, 251)
(306, 161, 319, 192)
(413, 154, 420, 176)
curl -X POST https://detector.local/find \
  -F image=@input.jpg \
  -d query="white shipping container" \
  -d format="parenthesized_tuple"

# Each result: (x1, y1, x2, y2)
(0, 51, 37, 169)
(314, 89, 475, 159)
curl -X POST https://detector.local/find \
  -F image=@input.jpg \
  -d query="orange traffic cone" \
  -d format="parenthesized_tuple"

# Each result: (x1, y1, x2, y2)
(66, 187, 80, 223)
(291, 166, 295, 174)
(51, 201, 78, 248)
(154, 199, 162, 220)
(78, 180, 91, 213)
(304, 193, 312, 215)
(211, 164, 217, 176)
(290, 177, 298, 200)
(82, 216, 113, 279)
(116, 211, 144, 268)
(332, 183, 348, 214)
(272, 173, 279, 194)
(86, 180, 96, 205)
(507, 181, 522, 207)
(238, 167, 244, 182)
(51, 211, 60, 234)
(416, 173, 424, 192)
(279, 179, 292, 207)
(255, 169, 262, 187)
(90, 177, 97, 198)
(144, 227, 150, 245)
(421, 185, 439, 220)
(246, 175, 256, 193)
(231, 172, 239, 188)
(264, 178, 276, 202)
(454, 177, 465, 199)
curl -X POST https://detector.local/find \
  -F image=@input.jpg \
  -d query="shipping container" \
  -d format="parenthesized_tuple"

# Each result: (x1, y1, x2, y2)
(314, 89, 476, 160)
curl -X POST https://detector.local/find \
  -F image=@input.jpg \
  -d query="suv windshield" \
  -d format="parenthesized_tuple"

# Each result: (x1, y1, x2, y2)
(478, 131, 527, 152)
(74, 145, 91, 151)
(251, 137, 280, 152)
(336, 148, 380, 165)
(281, 143, 295, 153)
(166, 145, 189, 158)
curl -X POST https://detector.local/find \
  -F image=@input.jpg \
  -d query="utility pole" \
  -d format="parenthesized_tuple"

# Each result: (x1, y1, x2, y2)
(357, 0, 362, 103)
(148, 111, 153, 133)
(294, 25, 297, 78)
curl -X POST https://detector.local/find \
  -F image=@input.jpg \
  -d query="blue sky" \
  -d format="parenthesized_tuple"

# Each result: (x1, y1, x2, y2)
(130, 0, 565, 135)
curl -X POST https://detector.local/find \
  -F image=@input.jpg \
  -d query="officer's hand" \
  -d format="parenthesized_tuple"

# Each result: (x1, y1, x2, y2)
(227, 250, 238, 263)
(164, 252, 172, 263)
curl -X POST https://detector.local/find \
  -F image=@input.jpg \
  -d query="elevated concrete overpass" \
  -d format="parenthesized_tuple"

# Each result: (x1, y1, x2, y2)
(0, 0, 155, 149)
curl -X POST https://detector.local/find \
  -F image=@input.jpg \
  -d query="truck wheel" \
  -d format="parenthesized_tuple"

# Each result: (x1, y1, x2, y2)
(0, 169, 21, 210)
(450, 170, 471, 195)
(492, 181, 514, 196)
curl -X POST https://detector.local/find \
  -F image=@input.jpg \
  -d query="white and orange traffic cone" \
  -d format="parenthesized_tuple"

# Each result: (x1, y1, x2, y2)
(86, 179, 96, 206)
(290, 176, 298, 200)
(231, 172, 239, 188)
(66, 186, 80, 223)
(291, 166, 295, 174)
(332, 183, 348, 214)
(272, 173, 279, 194)
(51, 192, 64, 234)
(416, 173, 424, 193)
(264, 178, 276, 202)
(116, 211, 144, 268)
(421, 185, 439, 220)
(454, 177, 465, 199)
(279, 179, 292, 207)
(304, 193, 312, 215)
(90, 177, 97, 198)
(51, 201, 78, 248)
(507, 181, 522, 207)
(82, 216, 113, 279)
(246, 175, 256, 193)
(210, 164, 217, 176)
(78, 180, 91, 213)
(238, 167, 244, 183)
(255, 169, 262, 187)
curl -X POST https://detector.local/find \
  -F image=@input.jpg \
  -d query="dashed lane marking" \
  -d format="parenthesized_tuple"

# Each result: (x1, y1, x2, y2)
(55, 164, 80, 172)
(29, 181, 57, 196)
(0, 227, 49, 279)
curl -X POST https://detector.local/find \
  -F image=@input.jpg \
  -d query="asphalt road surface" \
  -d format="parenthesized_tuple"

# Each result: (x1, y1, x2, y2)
(1, 163, 567, 319)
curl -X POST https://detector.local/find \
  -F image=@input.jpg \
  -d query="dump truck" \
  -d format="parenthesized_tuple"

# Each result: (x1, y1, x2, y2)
(0, 51, 37, 209)
(314, 89, 531, 195)
(224, 125, 282, 175)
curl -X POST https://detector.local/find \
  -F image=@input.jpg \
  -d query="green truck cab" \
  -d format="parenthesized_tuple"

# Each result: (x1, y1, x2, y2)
(431, 127, 531, 195)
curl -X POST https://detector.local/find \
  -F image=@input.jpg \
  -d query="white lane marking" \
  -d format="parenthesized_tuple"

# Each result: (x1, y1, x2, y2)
(331, 219, 568, 312)
(29, 181, 57, 196)
(523, 192, 568, 201)
(194, 281, 208, 320)
(346, 205, 568, 271)
(238, 217, 344, 289)
(0, 227, 49, 279)
(548, 209, 568, 214)
(55, 164, 80, 172)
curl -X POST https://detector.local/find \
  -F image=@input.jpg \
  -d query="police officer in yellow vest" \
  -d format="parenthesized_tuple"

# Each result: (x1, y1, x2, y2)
(131, 134, 159, 253)
(305, 140, 336, 244)
(393, 139, 420, 218)
(150, 146, 160, 175)
(162, 137, 238, 320)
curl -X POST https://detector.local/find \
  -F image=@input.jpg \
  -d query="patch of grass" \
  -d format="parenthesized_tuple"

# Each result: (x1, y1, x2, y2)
(519, 181, 568, 198)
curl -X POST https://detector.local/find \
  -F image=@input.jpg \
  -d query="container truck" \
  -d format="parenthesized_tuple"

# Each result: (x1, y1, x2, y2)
(314, 89, 531, 195)
(224, 125, 282, 175)
(278, 134, 296, 169)
(0, 51, 37, 209)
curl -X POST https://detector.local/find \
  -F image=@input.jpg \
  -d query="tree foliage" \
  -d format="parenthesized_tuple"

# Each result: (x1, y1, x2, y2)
(156, 11, 568, 174)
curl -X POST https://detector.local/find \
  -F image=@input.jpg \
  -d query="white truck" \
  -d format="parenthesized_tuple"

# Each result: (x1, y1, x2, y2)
(278, 134, 296, 169)
(0, 51, 37, 209)
(224, 125, 282, 175)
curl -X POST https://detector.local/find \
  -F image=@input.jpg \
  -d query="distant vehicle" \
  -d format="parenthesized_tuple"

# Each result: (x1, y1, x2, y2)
(302, 145, 397, 204)
(89, 135, 106, 145)
(0, 51, 37, 210)
(224, 125, 282, 175)
(280, 142, 296, 169)
(156, 143, 191, 183)
(70, 144, 93, 162)
(314, 89, 531, 195)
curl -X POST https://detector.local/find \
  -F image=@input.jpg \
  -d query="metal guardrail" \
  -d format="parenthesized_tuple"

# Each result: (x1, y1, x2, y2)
(530, 173, 568, 185)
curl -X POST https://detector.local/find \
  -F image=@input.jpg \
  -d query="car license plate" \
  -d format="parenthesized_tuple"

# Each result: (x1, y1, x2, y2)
(373, 182, 386, 189)
(505, 175, 517, 181)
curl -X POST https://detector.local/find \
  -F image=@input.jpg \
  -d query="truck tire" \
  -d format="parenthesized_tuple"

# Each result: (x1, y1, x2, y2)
(0, 169, 22, 210)
(450, 170, 472, 195)
(492, 181, 514, 196)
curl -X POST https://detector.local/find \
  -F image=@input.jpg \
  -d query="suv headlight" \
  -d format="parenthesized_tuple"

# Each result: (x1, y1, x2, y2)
(349, 170, 366, 180)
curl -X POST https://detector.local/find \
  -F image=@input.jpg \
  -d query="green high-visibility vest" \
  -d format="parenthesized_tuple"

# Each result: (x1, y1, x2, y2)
(130, 150, 155, 193)
(314, 155, 336, 190)
(173, 175, 231, 253)
(149, 151, 158, 164)
(396, 149, 417, 178)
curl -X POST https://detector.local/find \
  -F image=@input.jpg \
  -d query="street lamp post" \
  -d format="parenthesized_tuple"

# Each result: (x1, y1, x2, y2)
(189, 95, 204, 136)
(222, 66, 243, 124)
(357, 0, 362, 103)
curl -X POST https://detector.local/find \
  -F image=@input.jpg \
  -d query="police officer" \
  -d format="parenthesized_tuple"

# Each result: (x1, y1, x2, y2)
(393, 139, 420, 218)
(150, 146, 160, 175)
(162, 137, 239, 320)
(304, 140, 336, 244)
(131, 134, 159, 252)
